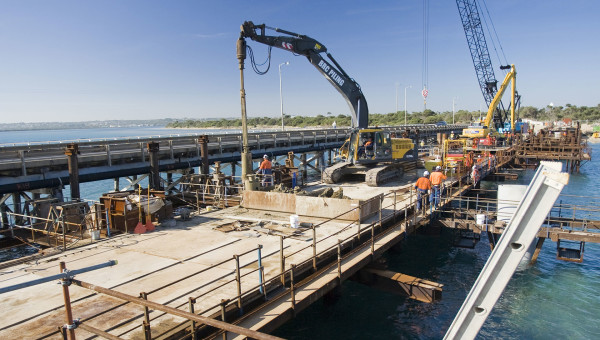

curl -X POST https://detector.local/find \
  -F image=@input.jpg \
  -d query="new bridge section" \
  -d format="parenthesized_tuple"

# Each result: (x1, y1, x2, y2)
(0, 125, 465, 195)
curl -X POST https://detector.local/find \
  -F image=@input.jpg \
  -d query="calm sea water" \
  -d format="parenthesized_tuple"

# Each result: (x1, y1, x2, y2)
(1, 128, 599, 338)
(274, 143, 600, 339)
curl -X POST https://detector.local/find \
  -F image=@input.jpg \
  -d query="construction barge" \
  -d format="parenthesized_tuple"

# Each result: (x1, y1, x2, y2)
(0, 124, 597, 339)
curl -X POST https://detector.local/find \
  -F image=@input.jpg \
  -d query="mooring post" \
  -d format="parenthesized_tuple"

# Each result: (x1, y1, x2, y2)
(65, 144, 80, 201)
(188, 297, 197, 340)
(147, 142, 160, 190)
(59, 262, 76, 340)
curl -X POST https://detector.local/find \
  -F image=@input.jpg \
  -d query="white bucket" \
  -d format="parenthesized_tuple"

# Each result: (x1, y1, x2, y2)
(290, 215, 300, 228)
(90, 229, 100, 240)
(476, 214, 486, 226)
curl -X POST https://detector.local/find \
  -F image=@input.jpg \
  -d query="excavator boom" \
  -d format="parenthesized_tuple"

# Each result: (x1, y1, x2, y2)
(240, 21, 368, 129)
(484, 65, 516, 131)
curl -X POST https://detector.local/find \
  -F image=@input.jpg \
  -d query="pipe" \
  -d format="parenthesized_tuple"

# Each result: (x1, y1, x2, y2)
(0, 260, 118, 295)
(59, 262, 76, 340)
(70, 278, 283, 340)
(78, 323, 124, 340)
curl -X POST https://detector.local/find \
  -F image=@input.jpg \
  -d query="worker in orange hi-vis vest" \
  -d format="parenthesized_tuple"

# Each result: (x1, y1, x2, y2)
(429, 166, 447, 207)
(415, 171, 431, 211)
(257, 154, 273, 186)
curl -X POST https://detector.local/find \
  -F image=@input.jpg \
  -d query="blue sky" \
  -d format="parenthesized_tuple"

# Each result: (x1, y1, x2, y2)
(1, 0, 599, 123)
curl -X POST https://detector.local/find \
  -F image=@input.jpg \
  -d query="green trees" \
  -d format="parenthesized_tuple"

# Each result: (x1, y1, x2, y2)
(165, 104, 600, 129)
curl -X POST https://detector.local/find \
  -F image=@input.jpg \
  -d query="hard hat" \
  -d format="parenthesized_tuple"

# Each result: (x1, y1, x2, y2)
(435, 165, 442, 171)
(263, 154, 269, 159)
(423, 171, 430, 176)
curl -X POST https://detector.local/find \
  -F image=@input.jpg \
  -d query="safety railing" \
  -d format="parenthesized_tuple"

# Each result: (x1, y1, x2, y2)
(40, 181, 440, 339)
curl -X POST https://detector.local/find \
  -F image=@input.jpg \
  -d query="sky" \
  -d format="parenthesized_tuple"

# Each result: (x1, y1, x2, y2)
(1, 0, 599, 123)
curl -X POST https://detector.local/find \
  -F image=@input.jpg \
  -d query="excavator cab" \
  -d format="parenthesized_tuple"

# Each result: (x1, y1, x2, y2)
(326, 128, 414, 186)
(349, 129, 393, 164)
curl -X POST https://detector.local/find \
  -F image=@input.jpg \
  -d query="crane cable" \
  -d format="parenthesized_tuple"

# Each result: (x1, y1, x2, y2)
(478, 0, 509, 74)
(421, 0, 430, 109)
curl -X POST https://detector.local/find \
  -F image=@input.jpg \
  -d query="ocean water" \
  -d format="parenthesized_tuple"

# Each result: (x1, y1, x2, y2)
(1, 128, 599, 338)
(274, 143, 600, 339)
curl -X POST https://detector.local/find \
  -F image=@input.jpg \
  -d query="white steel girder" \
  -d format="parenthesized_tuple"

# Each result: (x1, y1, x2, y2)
(444, 161, 569, 340)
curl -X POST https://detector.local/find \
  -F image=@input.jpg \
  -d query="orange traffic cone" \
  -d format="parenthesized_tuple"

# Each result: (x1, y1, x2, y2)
(133, 186, 146, 234)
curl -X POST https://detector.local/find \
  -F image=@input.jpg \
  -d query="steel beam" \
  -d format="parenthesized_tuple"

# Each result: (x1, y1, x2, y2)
(444, 162, 568, 340)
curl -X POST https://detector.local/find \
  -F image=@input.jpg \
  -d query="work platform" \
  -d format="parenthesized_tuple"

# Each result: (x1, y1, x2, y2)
(0, 170, 468, 339)
(0, 126, 595, 339)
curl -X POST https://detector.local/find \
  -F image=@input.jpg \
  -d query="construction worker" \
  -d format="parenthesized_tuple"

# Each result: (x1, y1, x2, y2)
(359, 137, 373, 157)
(471, 164, 480, 188)
(257, 154, 273, 186)
(429, 165, 447, 207)
(415, 171, 431, 211)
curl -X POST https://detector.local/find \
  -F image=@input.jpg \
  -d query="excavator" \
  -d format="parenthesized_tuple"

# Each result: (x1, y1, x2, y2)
(462, 64, 517, 139)
(240, 21, 414, 186)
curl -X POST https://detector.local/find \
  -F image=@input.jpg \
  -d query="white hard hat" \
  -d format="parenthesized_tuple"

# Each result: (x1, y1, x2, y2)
(263, 154, 269, 159)
(423, 171, 430, 176)
(435, 165, 442, 171)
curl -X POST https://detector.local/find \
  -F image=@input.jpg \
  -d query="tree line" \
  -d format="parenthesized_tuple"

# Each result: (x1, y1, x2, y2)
(167, 104, 600, 129)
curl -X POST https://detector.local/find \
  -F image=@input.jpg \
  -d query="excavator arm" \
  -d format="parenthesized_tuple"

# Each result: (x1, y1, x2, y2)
(240, 21, 369, 129)
(484, 65, 516, 132)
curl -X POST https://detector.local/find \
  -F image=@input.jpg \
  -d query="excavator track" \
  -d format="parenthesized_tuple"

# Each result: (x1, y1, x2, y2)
(322, 162, 351, 184)
(365, 162, 406, 187)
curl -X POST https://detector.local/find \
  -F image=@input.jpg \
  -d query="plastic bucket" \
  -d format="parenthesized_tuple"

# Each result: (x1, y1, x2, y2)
(90, 229, 100, 240)
(476, 214, 486, 226)
(290, 215, 300, 228)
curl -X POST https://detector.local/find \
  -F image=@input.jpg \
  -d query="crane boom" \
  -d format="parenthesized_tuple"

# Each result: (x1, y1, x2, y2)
(456, 0, 517, 131)
(240, 21, 369, 129)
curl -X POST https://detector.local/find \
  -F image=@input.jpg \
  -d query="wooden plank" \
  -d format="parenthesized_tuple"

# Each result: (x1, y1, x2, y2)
(356, 268, 443, 303)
